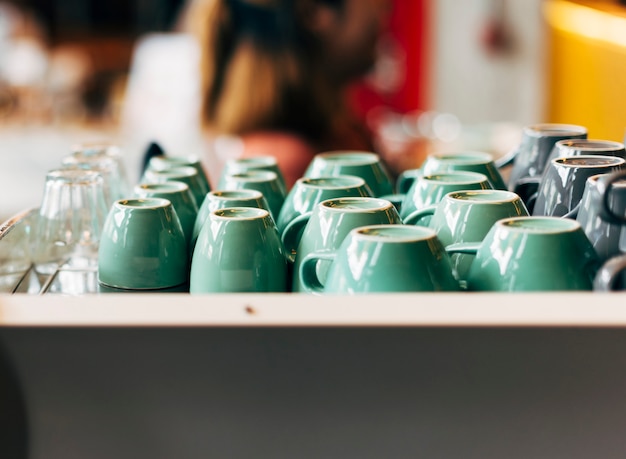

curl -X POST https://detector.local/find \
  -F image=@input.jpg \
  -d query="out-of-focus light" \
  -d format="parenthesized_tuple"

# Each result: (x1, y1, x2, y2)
(544, 0, 626, 48)
(432, 113, 462, 143)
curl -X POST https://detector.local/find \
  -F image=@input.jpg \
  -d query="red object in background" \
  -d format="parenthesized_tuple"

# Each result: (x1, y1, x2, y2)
(349, 0, 430, 119)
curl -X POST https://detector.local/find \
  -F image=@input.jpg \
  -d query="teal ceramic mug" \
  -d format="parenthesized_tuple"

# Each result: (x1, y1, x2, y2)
(397, 151, 506, 193)
(413, 190, 529, 284)
(299, 224, 459, 294)
(218, 156, 287, 195)
(133, 181, 198, 251)
(142, 165, 208, 209)
(303, 151, 394, 197)
(422, 151, 507, 190)
(189, 207, 287, 293)
(447, 216, 600, 292)
(218, 170, 286, 221)
(276, 175, 372, 257)
(192, 189, 269, 250)
(291, 197, 401, 292)
(147, 154, 211, 196)
(98, 198, 188, 290)
(400, 171, 492, 225)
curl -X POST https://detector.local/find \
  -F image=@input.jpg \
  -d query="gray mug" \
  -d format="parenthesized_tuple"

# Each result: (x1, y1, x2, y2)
(505, 123, 587, 203)
(576, 173, 626, 263)
(590, 170, 626, 291)
(532, 155, 625, 217)
(515, 138, 625, 211)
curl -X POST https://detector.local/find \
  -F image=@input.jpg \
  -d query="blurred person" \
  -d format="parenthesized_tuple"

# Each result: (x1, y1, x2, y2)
(182, 0, 391, 187)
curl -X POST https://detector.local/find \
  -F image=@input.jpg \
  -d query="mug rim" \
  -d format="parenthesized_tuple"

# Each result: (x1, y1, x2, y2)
(446, 189, 520, 203)
(208, 189, 264, 200)
(523, 123, 587, 137)
(427, 151, 494, 164)
(211, 207, 270, 220)
(144, 165, 198, 179)
(298, 175, 366, 189)
(115, 197, 171, 210)
(134, 181, 189, 194)
(224, 170, 278, 182)
(555, 139, 625, 152)
(421, 171, 490, 184)
(149, 155, 200, 168)
(496, 216, 580, 234)
(314, 151, 380, 165)
(588, 173, 626, 188)
(226, 156, 278, 167)
(352, 224, 436, 243)
(552, 155, 626, 168)
(319, 197, 394, 212)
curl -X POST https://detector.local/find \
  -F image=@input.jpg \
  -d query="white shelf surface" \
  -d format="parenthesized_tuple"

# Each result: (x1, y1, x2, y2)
(1, 292, 625, 327)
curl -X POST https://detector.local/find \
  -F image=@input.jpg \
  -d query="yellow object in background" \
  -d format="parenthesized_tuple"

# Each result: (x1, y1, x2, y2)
(544, 0, 626, 142)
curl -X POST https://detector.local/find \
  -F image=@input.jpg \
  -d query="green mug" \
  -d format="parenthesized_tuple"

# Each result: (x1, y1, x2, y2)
(417, 151, 507, 190)
(147, 154, 211, 196)
(416, 190, 529, 284)
(218, 156, 287, 195)
(291, 197, 401, 292)
(98, 198, 188, 290)
(192, 189, 269, 250)
(299, 224, 460, 293)
(218, 170, 286, 221)
(303, 151, 394, 197)
(142, 165, 209, 209)
(447, 216, 600, 291)
(276, 175, 372, 257)
(400, 171, 492, 225)
(190, 207, 287, 293)
(133, 181, 199, 251)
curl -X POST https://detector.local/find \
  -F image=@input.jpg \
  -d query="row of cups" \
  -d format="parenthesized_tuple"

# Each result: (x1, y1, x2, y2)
(29, 123, 626, 293)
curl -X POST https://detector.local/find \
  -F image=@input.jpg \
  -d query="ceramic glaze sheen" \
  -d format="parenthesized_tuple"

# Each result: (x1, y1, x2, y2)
(98, 198, 188, 290)
(303, 225, 459, 293)
(303, 151, 394, 197)
(464, 217, 599, 292)
(190, 208, 287, 293)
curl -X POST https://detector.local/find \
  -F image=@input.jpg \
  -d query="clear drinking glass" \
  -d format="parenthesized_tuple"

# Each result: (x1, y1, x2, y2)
(30, 169, 109, 275)
(62, 142, 130, 205)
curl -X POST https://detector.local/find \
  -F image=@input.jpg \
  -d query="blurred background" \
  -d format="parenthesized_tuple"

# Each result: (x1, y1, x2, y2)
(0, 0, 625, 221)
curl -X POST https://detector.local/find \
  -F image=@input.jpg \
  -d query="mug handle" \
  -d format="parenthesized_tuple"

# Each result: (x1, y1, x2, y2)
(594, 253, 626, 291)
(298, 251, 336, 294)
(403, 205, 436, 226)
(281, 212, 312, 263)
(444, 242, 481, 290)
(445, 242, 481, 256)
(495, 147, 518, 170)
(512, 176, 541, 212)
(396, 168, 422, 194)
(562, 201, 582, 220)
(595, 170, 626, 225)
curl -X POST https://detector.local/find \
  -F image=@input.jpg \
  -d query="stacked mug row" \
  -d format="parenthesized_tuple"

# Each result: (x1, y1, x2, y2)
(30, 124, 626, 293)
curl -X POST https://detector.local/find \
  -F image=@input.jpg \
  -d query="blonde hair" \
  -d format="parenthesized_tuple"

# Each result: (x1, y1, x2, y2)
(184, 0, 344, 142)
